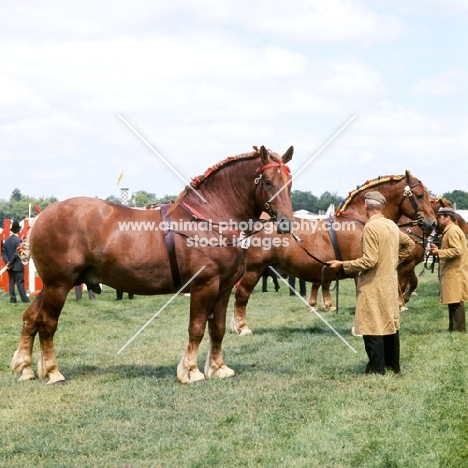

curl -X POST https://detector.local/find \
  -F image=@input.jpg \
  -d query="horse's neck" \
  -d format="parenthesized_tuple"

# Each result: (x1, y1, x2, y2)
(344, 191, 402, 223)
(182, 159, 259, 222)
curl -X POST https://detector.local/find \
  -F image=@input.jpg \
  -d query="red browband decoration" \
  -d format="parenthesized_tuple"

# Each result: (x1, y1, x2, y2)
(260, 162, 291, 175)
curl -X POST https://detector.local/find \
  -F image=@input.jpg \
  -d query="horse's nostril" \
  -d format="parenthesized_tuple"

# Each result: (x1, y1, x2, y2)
(277, 220, 293, 234)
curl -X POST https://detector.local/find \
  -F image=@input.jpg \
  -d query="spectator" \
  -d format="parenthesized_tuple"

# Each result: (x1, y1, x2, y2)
(1, 221, 30, 304)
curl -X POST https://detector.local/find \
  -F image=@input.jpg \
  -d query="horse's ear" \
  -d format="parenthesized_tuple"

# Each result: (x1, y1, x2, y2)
(282, 146, 294, 164)
(260, 145, 269, 164)
(405, 169, 411, 179)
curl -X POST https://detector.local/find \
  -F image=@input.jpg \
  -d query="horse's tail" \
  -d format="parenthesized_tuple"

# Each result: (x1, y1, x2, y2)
(18, 215, 40, 265)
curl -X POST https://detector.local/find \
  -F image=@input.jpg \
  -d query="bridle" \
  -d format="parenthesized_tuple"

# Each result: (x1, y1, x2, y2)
(400, 173, 425, 227)
(254, 161, 291, 218)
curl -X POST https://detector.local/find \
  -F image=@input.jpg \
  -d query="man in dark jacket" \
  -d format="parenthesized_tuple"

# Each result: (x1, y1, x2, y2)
(1, 221, 30, 304)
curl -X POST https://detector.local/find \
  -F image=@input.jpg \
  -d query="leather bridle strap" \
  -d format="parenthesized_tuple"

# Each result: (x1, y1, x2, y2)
(255, 162, 291, 216)
(400, 174, 424, 223)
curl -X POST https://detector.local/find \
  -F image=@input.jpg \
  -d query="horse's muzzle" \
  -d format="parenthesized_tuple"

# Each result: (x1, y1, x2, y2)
(419, 217, 436, 233)
(276, 219, 293, 234)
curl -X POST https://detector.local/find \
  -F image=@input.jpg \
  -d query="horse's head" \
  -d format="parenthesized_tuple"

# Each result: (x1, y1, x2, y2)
(399, 170, 436, 232)
(254, 146, 295, 234)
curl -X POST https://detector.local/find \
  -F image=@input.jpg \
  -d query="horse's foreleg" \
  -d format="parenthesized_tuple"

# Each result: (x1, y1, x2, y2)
(231, 269, 260, 336)
(205, 290, 235, 379)
(11, 293, 42, 381)
(177, 287, 215, 384)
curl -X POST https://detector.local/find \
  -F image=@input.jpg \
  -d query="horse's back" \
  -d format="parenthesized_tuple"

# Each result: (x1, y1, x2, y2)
(29, 197, 166, 286)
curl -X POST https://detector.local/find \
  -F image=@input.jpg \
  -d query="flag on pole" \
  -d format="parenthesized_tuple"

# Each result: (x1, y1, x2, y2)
(117, 170, 124, 187)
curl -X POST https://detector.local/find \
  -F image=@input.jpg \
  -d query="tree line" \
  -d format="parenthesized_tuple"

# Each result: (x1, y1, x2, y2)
(1, 187, 468, 228)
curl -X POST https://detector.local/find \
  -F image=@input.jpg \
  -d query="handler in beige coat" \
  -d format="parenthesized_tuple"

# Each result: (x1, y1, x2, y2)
(429, 206, 468, 332)
(329, 191, 414, 375)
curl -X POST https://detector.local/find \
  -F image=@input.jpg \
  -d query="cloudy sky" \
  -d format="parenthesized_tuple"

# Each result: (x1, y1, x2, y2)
(1, 1, 467, 203)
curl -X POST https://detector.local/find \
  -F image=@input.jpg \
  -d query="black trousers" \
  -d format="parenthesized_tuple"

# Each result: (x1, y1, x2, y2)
(448, 302, 466, 332)
(262, 270, 280, 292)
(116, 290, 134, 300)
(288, 276, 307, 296)
(8, 269, 29, 303)
(363, 332, 400, 375)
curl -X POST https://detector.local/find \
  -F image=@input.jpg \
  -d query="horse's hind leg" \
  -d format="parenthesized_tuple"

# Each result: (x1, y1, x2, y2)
(205, 289, 235, 380)
(231, 268, 260, 336)
(308, 282, 320, 312)
(10, 293, 42, 381)
(321, 284, 336, 312)
(36, 286, 69, 384)
(12, 286, 68, 384)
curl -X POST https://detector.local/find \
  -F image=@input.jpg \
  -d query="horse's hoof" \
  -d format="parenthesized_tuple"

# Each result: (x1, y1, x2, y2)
(17, 368, 36, 381)
(192, 379, 206, 385)
(50, 379, 68, 386)
(400, 306, 409, 312)
(239, 328, 253, 336)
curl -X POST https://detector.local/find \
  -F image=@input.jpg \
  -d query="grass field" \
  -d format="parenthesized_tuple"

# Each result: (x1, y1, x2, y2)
(1, 274, 468, 467)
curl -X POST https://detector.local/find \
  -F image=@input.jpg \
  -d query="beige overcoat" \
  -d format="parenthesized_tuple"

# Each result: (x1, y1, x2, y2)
(438, 223, 468, 304)
(343, 214, 414, 336)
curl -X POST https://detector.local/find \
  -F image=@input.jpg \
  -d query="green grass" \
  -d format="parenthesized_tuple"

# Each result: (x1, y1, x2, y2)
(1, 275, 468, 467)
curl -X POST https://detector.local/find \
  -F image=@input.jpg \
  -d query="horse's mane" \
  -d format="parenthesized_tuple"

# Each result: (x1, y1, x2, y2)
(430, 196, 451, 207)
(169, 147, 275, 211)
(336, 175, 405, 216)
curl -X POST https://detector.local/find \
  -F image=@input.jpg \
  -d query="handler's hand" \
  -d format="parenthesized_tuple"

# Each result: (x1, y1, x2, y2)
(429, 243, 439, 255)
(327, 260, 344, 270)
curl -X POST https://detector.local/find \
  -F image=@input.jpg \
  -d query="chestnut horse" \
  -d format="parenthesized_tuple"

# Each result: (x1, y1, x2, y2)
(231, 171, 436, 336)
(397, 197, 468, 307)
(304, 198, 468, 312)
(11, 146, 294, 384)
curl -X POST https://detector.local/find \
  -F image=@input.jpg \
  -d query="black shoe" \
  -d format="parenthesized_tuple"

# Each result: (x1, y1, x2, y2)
(10, 299, 17, 304)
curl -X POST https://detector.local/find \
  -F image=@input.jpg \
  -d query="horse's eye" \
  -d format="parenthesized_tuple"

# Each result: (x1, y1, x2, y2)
(417, 193, 424, 200)
(264, 179, 273, 188)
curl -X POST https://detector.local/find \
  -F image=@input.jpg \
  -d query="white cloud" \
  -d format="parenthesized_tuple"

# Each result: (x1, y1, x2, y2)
(0, 1, 466, 203)
(411, 69, 467, 96)
(229, 0, 405, 43)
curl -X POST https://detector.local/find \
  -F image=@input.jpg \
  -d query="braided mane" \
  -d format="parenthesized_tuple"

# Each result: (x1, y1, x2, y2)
(336, 175, 405, 216)
(189, 149, 261, 189)
(169, 146, 278, 212)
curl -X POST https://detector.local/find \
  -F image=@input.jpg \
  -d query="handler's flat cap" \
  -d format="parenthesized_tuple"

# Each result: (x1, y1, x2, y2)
(437, 206, 456, 217)
(364, 191, 386, 206)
